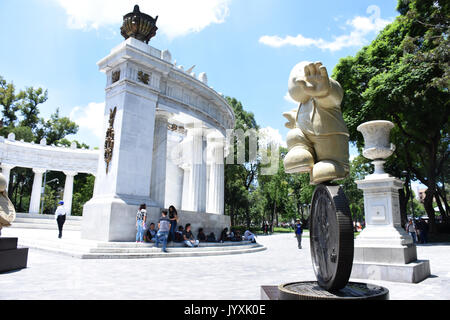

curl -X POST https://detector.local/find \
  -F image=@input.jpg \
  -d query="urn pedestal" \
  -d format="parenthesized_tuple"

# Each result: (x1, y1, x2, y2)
(350, 121, 430, 283)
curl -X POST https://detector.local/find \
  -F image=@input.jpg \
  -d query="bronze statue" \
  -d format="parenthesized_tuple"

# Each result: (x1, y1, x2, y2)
(120, 5, 158, 44)
(104, 106, 117, 174)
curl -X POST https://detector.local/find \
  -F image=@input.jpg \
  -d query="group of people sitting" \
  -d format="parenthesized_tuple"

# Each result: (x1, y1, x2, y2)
(135, 204, 256, 253)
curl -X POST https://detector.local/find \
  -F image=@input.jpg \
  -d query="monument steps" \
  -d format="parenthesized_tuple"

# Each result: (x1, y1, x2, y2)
(88, 243, 261, 254)
(14, 235, 266, 259)
(81, 245, 266, 259)
(10, 214, 81, 231)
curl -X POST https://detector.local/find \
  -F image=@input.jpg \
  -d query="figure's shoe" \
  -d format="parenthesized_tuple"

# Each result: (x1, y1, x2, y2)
(311, 160, 348, 184)
(284, 147, 314, 173)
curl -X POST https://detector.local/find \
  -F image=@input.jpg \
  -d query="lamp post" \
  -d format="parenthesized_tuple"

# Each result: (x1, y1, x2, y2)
(402, 170, 415, 219)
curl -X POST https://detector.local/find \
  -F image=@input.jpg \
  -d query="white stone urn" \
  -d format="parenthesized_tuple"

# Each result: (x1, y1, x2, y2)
(357, 120, 396, 175)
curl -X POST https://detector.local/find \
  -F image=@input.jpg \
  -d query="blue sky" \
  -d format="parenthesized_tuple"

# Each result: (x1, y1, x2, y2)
(0, 0, 401, 148)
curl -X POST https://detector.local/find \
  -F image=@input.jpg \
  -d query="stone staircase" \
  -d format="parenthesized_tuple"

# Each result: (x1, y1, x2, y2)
(4, 215, 266, 259)
(16, 236, 266, 259)
(10, 213, 82, 231)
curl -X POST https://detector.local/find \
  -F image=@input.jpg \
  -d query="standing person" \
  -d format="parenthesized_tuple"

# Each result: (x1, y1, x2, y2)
(419, 218, 429, 244)
(183, 224, 199, 247)
(263, 221, 268, 235)
(155, 210, 171, 252)
(294, 219, 303, 249)
(55, 201, 67, 239)
(136, 204, 147, 243)
(405, 218, 417, 244)
(168, 205, 178, 242)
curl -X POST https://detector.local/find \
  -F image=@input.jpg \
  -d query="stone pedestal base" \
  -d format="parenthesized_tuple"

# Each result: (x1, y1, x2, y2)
(354, 244, 417, 264)
(261, 281, 389, 300)
(351, 260, 430, 283)
(82, 196, 231, 242)
(0, 237, 28, 273)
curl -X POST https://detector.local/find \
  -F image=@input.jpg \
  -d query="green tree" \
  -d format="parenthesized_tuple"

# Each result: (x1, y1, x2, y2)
(333, 0, 449, 231)
(0, 75, 91, 215)
(0, 76, 21, 127)
(224, 96, 259, 228)
(19, 86, 48, 130)
(35, 108, 79, 145)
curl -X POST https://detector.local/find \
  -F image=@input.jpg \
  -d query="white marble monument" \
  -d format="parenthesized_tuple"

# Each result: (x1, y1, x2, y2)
(351, 120, 430, 283)
(81, 6, 234, 242)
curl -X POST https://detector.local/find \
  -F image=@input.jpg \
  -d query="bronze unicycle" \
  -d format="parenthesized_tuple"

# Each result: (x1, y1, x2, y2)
(309, 183, 354, 291)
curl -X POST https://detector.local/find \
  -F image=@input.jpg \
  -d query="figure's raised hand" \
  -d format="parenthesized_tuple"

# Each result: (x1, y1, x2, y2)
(296, 62, 331, 98)
(283, 109, 298, 129)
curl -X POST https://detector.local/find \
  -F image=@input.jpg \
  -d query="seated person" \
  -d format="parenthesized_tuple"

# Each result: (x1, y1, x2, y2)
(174, 225, 184, 242)
(183, 224, 199, 247)
(244, 230, 256, 243)
(197, 228, 207, 242)
(144, 223, 157, 242)
(219, 228, 230, 243)
(206, 232, 217, 242)
(232, 230, 242, 241)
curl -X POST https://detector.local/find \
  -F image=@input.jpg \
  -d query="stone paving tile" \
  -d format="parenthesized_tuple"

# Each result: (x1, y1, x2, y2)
(0, 230, 449, 300)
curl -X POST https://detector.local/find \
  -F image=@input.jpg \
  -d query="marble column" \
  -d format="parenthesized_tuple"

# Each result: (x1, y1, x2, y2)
(181, 163, 191, 211)
(150, 111, 171, 208)
(63, 171, 78, 216)
(188, 127, 207, 213)
(206, 133, 225, 214)
(29, 168, 46, 214)
(0, 164, 15, 191)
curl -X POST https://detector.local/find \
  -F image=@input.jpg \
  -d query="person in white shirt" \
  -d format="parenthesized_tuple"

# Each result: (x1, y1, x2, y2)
(244, 230, 256, 243)
(55, 201, 67, 238)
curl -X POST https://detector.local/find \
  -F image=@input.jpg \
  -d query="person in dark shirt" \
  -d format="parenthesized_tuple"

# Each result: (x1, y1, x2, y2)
(219, 227, 230, 242)
(174, 225, 184, 242)
(295, 219, 303, 249)
(197, 228, 207, 242)
(183, 223, 199, 247)
(206, 232, 216, 242)
(145, 223, 157, 242)
(168, 205, 178, 242)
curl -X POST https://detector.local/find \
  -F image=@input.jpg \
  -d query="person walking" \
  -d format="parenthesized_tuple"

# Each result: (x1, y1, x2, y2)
(294, 219, 303, 249)
(136, 204, 147, 243)
(406, 218, 417, 244)
(155, 210, 171, 252)
(55, 201, 67, 238)
(168, 205, 178, 242)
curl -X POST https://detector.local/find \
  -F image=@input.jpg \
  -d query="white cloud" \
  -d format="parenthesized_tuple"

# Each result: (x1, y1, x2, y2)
(70, 102, 105, 140)
(259, 5, 392, 52)
(259, 126, 287, 148)
(54, 0, 231, 39)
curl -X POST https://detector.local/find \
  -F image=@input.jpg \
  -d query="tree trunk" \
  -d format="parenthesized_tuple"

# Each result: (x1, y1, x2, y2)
(424, 188, 437, 233)
(399, 188, 408, 228)
(435, 191, 447, 222)
(245, 209, 251, 230)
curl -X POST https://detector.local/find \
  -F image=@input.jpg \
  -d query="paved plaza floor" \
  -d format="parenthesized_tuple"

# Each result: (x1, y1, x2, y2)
(1, 231, 449, 300)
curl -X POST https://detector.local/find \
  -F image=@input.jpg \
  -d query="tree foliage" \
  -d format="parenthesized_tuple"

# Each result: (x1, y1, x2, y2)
(0, 75, 92, 215)
(333, 0, 449, 231)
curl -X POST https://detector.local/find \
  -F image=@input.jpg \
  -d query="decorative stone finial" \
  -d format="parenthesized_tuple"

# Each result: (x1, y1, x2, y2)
(120, 5, 158, 44)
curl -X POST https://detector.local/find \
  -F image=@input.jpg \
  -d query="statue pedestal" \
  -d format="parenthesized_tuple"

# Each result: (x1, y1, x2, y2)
(261, 282, 389, 300)
(351, 175, 430, 283)
(0, 237, 28, 273)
